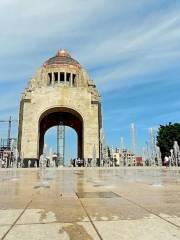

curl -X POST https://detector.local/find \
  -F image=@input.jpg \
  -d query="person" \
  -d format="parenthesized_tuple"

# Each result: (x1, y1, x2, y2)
(70, 159, 73, 167)
(28, 160, 31, 168)
(84, 158, 88, 167)
(75, 158, 78, 167)
(164, 156, 169, 167)
(34, 161, 37, 168)
(168, 155, 172, 167)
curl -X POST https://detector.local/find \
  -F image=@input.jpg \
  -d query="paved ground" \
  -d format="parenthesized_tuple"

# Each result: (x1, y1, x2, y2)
(0, 167, 180, 239)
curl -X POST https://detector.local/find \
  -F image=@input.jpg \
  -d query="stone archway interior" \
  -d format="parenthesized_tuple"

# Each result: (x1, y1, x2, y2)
(39, 108, 83, 159)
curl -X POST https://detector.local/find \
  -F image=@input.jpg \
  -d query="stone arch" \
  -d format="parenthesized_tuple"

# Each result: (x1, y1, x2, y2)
(38, 107, 84, 159)
(18, 50, 101, 166)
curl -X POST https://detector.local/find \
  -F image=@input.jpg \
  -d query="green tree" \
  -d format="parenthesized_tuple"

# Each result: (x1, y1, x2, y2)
(157, 123, 180, 161)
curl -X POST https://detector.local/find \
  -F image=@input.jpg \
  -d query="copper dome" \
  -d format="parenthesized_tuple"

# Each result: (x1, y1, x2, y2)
(44, 49, 81, 68)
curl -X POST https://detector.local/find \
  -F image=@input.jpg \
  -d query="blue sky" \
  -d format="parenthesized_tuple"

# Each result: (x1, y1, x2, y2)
(0, 0, 180, 159)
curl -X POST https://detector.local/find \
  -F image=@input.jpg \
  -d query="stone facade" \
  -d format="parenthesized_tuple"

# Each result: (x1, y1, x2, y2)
(18, 49, 102, 164)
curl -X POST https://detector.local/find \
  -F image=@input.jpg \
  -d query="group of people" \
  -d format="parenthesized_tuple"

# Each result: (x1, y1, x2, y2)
(0, 157, 22, 168)
(70, 158, 96, 167)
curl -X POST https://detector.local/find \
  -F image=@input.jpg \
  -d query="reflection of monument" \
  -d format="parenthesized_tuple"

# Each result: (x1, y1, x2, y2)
(18, 49, 102, 166)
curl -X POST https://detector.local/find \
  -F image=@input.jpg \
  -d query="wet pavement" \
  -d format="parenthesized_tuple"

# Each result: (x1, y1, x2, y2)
(0, 167, 180, 239)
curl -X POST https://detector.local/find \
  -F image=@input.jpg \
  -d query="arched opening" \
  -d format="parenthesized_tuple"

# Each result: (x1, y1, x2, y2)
(38, 107, 83, 162)
(43, 126, 78, 166)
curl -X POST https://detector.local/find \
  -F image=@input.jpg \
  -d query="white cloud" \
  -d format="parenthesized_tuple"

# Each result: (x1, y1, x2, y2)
(83, 7, 180, 91)
(0, 0, 179, 91)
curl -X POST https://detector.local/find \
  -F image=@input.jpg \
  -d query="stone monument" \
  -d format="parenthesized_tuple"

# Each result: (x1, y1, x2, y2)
(18, 49, 102, 166)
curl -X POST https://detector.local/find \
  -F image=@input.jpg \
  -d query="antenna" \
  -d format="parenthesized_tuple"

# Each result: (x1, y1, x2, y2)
(0, 116, 18, 149)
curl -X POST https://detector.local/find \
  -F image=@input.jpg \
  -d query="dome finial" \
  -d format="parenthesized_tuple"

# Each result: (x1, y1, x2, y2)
(44, 49, 81, 68)
(56, 49, 70, 57)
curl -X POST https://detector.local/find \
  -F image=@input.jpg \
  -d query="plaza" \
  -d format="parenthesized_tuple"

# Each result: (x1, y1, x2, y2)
(0, 167, 180, 240)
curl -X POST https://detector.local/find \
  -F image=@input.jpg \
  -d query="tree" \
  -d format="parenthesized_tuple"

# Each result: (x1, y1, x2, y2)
(157, 123, 180, 162)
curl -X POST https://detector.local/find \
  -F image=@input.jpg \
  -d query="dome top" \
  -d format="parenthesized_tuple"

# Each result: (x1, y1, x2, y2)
(44, 49, 81, 68)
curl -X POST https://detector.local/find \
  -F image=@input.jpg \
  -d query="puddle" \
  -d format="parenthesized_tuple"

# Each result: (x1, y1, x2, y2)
(151, 183, 163, 187)
(76, 191, 120, 198)
(59, 223, 94, 240)
(34, 182, 50, 189)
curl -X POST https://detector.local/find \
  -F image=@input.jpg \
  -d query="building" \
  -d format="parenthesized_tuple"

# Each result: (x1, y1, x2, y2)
(18, 49, 102, 166)
(113, 148, 137, 166)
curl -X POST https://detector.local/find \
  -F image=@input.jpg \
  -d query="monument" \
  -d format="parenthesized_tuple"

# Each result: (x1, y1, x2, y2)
(18, 49, 102, 166)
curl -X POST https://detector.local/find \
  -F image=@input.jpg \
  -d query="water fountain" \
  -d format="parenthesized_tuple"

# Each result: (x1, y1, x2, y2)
(156, 146, 162, 166)
(92, 144, 96, 167)
(124, 151, 128, 167)
(169, 141, 180, 167)
(142, 147, 146, 166)
(39, 154, 46, 168)
(34, 154, 49, 188)
(173, 141, 180, 166)
(100, 128, 105, 167)
(13, 147, 18, 168)
(49, 148, 55, 167)
(169, 149, 174, 167)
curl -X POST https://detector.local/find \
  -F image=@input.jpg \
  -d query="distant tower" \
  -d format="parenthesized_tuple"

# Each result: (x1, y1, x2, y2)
(120, 137, 124, 151)
(131, 123, 136, 155)
(57, 123, 65, 166)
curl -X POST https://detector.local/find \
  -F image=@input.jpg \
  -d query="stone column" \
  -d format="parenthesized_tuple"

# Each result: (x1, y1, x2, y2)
(52, 72, 54, 85)
(70, 73, 73, 87)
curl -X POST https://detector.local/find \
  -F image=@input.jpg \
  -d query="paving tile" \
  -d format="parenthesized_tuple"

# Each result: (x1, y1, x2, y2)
(4, 222, 100, 240)
(15, 196, 89, 223)
(0, 226, 11, 239)
(94, 217, 180, 240)
(17, 206, 89, 224)
(81, 198, 151, 221)
(0, 209, 23, 225)
(144, 203, 180, 217)
(158, 215, 180, 227)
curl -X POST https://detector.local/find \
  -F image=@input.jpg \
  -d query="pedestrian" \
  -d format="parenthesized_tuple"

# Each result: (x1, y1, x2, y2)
(164, 156, 169, 167)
